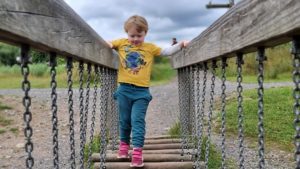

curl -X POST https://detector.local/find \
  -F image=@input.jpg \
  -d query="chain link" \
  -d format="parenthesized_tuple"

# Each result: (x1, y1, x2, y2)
(110, 69, 119, 150)
(50, 53, 59, 169)
(292, 37, 300, 169)
(220, 57, 227, 169)
(21, 44, 34, 169)
(205, 60, 217, 169)
(190, 65, 196, 157)
(256, 47, 266, 169)
(182, 67, 190, 151)
(78, 61, 85, 169)
(99, 67, 109, 169)
(178, 68, 185, 156)
(236, 53, 245, 169)
(194, 63, 202, 168)
(67, 57, 76, 169)
(83, 64, 92, 145)
(87, 65, 99, 169)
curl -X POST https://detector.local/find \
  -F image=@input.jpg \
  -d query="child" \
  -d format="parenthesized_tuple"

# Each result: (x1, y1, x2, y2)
(107, 15, 188, 167)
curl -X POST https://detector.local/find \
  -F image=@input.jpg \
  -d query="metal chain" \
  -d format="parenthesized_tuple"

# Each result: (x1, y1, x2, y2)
(220, 57, 228, 169)
(50, 53, 59, 169)
(190, 65, 196, 156)
(178, 68, 185, 156)
(195, 62, 208, 169)
(110, 69, 119, 151)
(78, 61, 85, 169)
(87, 65, 99, 169)
(292, 37, 300, 169)
(194, 63, 202, 168)
(205, 60, 217, 169)
(99, 67, 109, 169)
(182, 67, 190, 151)
(257, 47, 266, 169)
(67, 57, 76, 169)
(236, 53, 245, 169)
(83, 64, 92, 145)
(21, 44, 34, 169)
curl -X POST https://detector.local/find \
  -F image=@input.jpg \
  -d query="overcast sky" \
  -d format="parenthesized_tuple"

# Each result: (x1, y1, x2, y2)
(64, 0, 232, 47)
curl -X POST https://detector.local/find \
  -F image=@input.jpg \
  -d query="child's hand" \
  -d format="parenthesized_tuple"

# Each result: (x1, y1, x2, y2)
(180, 40, 189, 48)
(106, 41, 113, 48)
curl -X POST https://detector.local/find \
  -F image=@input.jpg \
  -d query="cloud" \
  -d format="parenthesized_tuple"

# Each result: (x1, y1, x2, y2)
(64, 0, 229, 47)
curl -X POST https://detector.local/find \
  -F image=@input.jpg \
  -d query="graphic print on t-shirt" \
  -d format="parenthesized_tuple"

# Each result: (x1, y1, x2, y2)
(123, 45, 146, 75)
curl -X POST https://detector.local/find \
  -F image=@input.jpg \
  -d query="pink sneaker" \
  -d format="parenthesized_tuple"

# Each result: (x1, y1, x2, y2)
(130, 148, 144, 167)
(117, 141, 130, 159)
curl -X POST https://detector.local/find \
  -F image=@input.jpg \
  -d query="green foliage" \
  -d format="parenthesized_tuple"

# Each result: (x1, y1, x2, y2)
(216, 87, 294, 151)
(151, 62, 176, 84)
(168, 122, 228, 168)
(216, 43, 292, 82)
(29, 63, 48, 77)
(168, 121, 181, 138)
(84, 135, 101, 163)
(0, 129, 6, 134)
(9, 128, 19, 135)
(0, 43, 19, 66)
(0, 113, 12, 126)
(154, 56, 170, 64)
(0, 101, 12, 110)
(31, 50, 48, 63)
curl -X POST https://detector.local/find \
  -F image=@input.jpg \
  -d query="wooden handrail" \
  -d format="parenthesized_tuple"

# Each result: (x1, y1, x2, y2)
(0, 0, 118, 69)
(170, 0, 300, 69)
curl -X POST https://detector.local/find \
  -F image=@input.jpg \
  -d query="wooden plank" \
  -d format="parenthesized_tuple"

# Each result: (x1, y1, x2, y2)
(0, 0, 118, 69)
(91, 153, 192, 162)
(170, 0, 300, 68)
(94, 162, 194, 169)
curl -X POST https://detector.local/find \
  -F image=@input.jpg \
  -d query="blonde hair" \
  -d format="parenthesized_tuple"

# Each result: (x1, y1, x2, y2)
(124, 15, 148, 33)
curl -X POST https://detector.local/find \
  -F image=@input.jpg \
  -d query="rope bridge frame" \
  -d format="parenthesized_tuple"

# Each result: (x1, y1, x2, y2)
(170, 0, 300, 168)
(1, 0, 300, 168)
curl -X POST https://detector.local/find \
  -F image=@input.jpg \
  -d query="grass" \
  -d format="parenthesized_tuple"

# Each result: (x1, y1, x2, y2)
(0, 129, 6, 134)
(83, 135, 101, 168)
(151, 62, 176, 86)
(0, 60, 177, 89)
(215, 86, 294, 152)
(0, 101, 13, 127)
(9, 127, 19, 135)
(216, 43, 293, 83)
(0, 102, 12, 110)
(167, 122, 235, 168)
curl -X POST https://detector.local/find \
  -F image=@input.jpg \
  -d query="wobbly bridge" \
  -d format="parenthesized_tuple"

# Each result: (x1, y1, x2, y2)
(1, 0, 300, 168)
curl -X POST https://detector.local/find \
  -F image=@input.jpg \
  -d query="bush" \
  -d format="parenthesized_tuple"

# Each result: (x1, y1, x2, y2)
(0, 43, 19, 66)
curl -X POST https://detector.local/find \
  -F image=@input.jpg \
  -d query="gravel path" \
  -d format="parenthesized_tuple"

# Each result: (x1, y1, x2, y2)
(0, 74, 296, 169)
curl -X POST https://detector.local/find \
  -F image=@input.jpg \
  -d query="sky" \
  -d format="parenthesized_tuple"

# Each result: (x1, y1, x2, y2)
(64, 0, 232, 47)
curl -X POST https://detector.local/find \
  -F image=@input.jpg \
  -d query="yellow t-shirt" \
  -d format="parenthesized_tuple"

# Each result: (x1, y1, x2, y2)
(111, 38, 161, 87)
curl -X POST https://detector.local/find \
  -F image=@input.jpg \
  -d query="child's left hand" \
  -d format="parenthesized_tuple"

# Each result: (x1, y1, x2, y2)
(180, 40, 189, 48)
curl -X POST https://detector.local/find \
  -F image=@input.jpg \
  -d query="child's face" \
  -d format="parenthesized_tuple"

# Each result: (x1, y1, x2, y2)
(127, 26, 146, 46)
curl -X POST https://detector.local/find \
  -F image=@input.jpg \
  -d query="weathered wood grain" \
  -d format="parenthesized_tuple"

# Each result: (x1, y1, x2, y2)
(0, 0, 118, 68)
(170, 0, 300, 68)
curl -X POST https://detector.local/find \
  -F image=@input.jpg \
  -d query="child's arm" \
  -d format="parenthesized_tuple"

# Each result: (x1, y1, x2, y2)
(160, 40, 189, 56)
(106, 41, 113, 48)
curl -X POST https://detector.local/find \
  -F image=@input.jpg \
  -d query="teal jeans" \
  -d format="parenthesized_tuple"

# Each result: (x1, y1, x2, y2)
(114, 83, 152, 148)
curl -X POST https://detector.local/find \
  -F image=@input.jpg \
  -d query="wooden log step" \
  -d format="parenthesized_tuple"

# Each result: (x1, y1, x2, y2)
(108, 138, 182, 146)
(106, 149, 194, 154)
(144, 143, 186, 150)
(145, 135, 179, 140)
(107, 143, 185, 150)
(92, 153, 192, 162)
(146, 138, 181, 144)
(94, 161, 194, 169)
